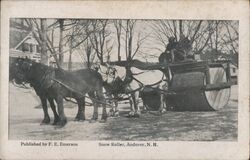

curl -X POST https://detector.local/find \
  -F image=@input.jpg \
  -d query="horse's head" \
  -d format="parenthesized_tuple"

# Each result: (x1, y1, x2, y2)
(11, 57, 34, 84)
(96, 63, 117, 83)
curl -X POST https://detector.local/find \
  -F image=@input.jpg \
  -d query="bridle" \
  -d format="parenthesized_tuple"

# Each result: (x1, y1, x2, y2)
(14, 60, 32, 83)
(14, 59, 55, 89)
(97, 64, 117, 83)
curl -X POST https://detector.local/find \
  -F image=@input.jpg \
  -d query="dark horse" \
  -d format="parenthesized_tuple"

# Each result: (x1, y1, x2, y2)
(10, 58, 59, 125)
(11, 58, 107, 127)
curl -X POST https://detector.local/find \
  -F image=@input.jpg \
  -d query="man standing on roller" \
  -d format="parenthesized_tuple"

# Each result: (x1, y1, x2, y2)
(159, 36, 178, 63)
(159, 36, 193, 63)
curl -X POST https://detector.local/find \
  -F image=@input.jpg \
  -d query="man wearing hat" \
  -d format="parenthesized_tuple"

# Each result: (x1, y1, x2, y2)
(159, 36, 178, 63)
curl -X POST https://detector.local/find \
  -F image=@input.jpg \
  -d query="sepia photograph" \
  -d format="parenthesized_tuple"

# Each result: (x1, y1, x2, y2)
(9, 18, 238, 141)
(1, 1, 249, 160)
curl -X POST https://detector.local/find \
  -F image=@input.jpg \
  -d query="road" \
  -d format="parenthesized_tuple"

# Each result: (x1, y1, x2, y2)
(9, 83, 238, 141)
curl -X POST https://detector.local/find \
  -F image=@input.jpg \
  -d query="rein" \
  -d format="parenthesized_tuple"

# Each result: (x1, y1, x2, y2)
(64, 97, 93, 106)
(11, 80, 31, 89)
(131, 73, 166, 88)
(52, 78, 113, 108)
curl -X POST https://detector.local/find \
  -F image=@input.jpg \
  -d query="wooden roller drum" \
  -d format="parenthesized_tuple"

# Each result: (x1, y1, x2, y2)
(167, 66, 231, 111)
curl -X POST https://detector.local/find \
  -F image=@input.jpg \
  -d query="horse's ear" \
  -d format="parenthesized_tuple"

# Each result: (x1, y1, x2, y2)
(94, 67, 99, 71)
(112, 69, 117, 75)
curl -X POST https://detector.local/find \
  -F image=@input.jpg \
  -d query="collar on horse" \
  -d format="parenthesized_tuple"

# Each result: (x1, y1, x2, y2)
(27, 65, 56, 90)
(38, 68, 56, 89)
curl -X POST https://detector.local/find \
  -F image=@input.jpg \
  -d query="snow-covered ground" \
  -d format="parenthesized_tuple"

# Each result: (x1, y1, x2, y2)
(8, 83, 238, 141)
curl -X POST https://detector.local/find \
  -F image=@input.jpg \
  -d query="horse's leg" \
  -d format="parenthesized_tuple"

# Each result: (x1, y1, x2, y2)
(109, 94, 119, 117)
(40, 95, 50, 124)
(142, 99, 150, 113)
(158, 83, 167, 114)
(97, 90, 107, 122)
(140, 91, 148, 113)
(113, 95, 119, 117)
(128, 94, 135, 117)
(158, 93, 165, 113)
(75, 97, 85, 121)
(133, 91, 141, 117)
(56, 95, 67, 126)
(48, 98, 59, 125)
(108, 94, 115, 117)
(88, 92, 98, 121)
(142, 99, 147, 112)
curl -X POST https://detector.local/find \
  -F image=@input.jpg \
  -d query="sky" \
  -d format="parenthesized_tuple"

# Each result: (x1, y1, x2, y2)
(12, 18, 238, 64)
(46, 19, 166, 63)
(58, 19, 238, 63)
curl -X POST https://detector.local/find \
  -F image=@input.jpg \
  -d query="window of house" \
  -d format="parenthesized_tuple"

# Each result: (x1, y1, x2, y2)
(30, 44, 33, 52)
(37, 45, 41, 53)
(232, 68, 236, 73)
(22, 43, 29, 52)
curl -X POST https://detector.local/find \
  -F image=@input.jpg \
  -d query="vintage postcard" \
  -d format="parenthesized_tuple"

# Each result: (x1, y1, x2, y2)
(0, 0, 249, 159)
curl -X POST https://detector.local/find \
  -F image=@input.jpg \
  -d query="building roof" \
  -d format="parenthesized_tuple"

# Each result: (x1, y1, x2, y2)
(9, 29, 30, 49)
(14, 34, 38, 50)
(9, 19, 37, 49)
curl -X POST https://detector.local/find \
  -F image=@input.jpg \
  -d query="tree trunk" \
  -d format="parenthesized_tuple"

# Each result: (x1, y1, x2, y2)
(68, 36, 73, 71)
(172, 20, 178, 40)
(58, 19, 64, 67)
(118, 37, 121, 61)
(125, 20, 129, 59)
(190, 20, 203, 44)
(128, 35, 132, 61)
(40, 19, 48, 65)
(115, 20, 122, 61)
(86, 40, 92, 68)
(179, 20, 183, 40)
(215, 21, 219, 52)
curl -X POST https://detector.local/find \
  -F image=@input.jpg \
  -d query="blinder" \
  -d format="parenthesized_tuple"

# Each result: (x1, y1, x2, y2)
(97, 63, 118, 83)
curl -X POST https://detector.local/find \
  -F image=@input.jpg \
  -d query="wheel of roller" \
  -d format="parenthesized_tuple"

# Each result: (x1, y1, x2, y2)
(168, 67, 230, 111)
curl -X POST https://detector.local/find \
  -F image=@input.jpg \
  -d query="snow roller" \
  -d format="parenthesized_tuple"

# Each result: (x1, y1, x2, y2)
(166, 60, 234, 111)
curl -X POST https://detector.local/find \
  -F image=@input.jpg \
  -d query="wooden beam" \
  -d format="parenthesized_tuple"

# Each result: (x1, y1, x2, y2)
(205, 64, 210, 85)
(203, 82, 236, 91)
(226, 62, 231, 82)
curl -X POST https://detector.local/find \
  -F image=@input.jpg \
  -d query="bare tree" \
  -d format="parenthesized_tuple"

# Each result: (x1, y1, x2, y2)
(24, 19, 63, 68)
(123, 20, 137, 61)
(40, 19, 48, 65)
(87, 19, 111, 63)
(193, 21, 215, 53)
(85, 39, 92, 68)
(68, 35, 73, 71)
(23, 18, 61, 66)
(223, 21, 238, 55)
(58, 19, 64, 66)
(151, 20, 228, 55)
(113, 20, 122, 61)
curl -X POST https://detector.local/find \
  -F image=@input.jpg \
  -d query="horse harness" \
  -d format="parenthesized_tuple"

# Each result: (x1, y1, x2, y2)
(38, 67, 56, 89)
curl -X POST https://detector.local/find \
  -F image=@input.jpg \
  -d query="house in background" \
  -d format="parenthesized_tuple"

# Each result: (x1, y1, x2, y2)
(196, 49, 238, 84)
(9, 19, 41, 63)
(230, 63, 238, 84)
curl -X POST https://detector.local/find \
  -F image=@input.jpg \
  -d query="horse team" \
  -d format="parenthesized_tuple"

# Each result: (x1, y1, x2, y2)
(10, 57, 169, 127)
